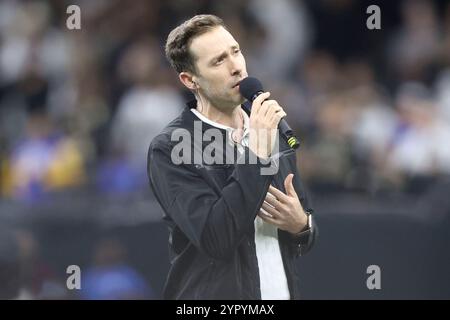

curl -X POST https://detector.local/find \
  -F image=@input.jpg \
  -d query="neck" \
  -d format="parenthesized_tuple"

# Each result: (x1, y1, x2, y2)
(196, 99, 243, 130)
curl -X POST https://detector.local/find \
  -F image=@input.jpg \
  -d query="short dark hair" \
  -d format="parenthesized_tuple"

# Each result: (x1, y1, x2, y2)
(165, 14, 225, 74)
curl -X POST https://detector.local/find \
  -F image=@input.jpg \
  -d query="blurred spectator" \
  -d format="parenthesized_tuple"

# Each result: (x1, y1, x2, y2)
(0, 226, 20, 299)
(386, 82, 450, 190)
(247, 0, 312, 83)
(435, 69, 450, 124)
(440, 2, 450, 66)
(80, 236, 154, 299)
(109, 37, 183, 172)
(95, 151, 145, 195)
(387, 0, 440, 84)
(15, 228, 67, 299)
(300, 93, 354, 191)
(350, 87, 398, 192)
(4, 109, 85, 202)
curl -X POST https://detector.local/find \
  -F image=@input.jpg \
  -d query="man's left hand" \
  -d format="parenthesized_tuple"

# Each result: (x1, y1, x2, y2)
(258, 174, 308, 234)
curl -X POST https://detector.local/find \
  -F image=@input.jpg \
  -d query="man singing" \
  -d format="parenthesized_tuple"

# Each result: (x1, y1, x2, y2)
(147, 14, 317, 300)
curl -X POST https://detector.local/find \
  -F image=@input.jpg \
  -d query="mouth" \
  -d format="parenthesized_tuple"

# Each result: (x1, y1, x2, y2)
(232, 80, 243, 89)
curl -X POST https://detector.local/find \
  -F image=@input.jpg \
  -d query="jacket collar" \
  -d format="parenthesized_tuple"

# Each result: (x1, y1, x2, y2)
(177, 99, 294, 154)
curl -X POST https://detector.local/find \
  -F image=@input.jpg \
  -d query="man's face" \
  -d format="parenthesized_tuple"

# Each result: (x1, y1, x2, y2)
(189, 26, 248, 111)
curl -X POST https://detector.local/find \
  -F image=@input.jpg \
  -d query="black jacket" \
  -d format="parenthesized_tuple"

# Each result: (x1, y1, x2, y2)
(147, 101, 318, 300)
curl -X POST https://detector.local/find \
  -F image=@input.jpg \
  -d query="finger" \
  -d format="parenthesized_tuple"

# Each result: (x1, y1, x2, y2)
(258, 207, 273, 218)
(271, 111, 287, 126)
(273, 103, 284, 115)
(259, 99, 274, 118)
(263, 192, 281, 209)
(268, 185, 290, 203)
(270, 107, 286, 124)
(284, 174, 297, 197)
(258, 211, 281, 227)
(252, 92, 270, 114)
(265, 101, 281, 119)
(262, 100, 278, 117)
(261, 202, 282, 219)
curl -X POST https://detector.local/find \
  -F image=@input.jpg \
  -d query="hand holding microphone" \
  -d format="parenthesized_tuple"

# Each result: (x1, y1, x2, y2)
(239, 77, 301, 154)
(245, 91, 286, 159)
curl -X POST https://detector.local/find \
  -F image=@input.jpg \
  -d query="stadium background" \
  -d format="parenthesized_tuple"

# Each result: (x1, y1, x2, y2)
(1, 0, 450, 299)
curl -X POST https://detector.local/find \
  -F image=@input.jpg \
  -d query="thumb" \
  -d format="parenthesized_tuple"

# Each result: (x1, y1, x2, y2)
(284, 174, 297, 197)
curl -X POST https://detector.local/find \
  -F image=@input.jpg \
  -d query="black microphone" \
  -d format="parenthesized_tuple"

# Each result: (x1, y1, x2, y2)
(239, 77, 300, 149)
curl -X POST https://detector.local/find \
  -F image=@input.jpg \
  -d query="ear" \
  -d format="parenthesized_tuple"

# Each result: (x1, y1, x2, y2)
(179, 72, 198, 91)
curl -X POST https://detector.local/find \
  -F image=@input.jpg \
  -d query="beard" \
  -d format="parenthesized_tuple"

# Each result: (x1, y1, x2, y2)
(201, 85, 245, 112)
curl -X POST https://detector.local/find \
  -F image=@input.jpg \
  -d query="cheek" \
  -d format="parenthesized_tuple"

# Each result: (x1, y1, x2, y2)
(238, 54, 247, 71)
(203, 74, 227, 94)
(204, 78, 221, 94)
(199, 78, 224, 100)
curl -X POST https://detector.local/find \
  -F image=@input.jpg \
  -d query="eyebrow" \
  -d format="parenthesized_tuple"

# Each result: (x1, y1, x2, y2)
(209, 44, 240, 65)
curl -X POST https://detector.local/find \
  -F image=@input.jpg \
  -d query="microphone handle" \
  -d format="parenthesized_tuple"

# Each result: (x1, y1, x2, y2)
(279, 119, 300, 149)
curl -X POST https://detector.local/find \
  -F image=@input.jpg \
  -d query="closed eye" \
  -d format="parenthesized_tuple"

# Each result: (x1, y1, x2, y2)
(211, 46, 241, 66)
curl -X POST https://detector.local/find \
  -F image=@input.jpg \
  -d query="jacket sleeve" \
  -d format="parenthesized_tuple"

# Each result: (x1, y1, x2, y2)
(148, 139, 275, 260)
(286, 214, 319, 257)
(283, 153, 319, 257)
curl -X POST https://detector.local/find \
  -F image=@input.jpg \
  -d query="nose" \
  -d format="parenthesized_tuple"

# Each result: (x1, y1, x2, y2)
(229, 55, 242, 77)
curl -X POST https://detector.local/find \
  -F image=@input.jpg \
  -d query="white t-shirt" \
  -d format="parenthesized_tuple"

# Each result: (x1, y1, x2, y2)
(191, 107, 290, 300)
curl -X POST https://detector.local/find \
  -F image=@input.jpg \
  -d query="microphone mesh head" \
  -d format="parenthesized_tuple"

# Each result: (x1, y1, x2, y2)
(239, 77, 264, 101)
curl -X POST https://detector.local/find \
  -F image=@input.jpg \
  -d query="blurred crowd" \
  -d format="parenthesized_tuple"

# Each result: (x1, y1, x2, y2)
(1, 0, 450, 202)
(1, 0, 450, 300)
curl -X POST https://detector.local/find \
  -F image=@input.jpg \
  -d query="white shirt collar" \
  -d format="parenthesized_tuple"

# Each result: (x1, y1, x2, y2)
(190, 107, 250, 144)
